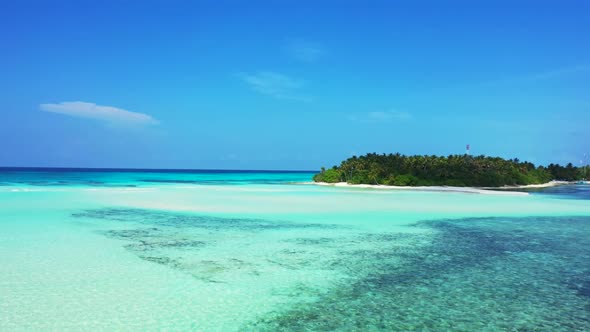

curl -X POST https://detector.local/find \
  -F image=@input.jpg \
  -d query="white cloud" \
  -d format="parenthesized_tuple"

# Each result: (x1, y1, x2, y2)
(239, 71, 311, 101)
(40, 101, 159, 126)
(284, 39, 325, 62)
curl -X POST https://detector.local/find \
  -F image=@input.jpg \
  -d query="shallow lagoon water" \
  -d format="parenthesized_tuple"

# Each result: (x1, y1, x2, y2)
(0, 170, 589, 331)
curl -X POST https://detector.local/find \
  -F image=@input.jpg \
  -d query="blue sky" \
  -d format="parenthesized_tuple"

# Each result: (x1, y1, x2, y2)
(1, 1, 589, 170)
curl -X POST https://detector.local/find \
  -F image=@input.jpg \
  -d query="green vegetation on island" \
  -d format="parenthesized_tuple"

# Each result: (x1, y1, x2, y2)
(313, 153, 588, 187)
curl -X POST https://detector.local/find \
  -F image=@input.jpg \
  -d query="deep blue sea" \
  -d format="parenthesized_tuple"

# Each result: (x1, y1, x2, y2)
(517, 183, 590, 200)
(0, 167, 315, 187)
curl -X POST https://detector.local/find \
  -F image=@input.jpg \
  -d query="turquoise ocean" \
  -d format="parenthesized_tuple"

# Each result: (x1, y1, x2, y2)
(1, 168, 589, 331)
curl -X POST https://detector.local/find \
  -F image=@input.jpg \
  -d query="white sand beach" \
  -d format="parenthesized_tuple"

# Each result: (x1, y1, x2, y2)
(306, 182, 536, 195)
(487, 180, 571, 189)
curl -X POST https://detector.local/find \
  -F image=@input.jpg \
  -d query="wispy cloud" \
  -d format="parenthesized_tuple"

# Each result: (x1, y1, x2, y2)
(482, 64, 590, 86)
(239, 71, 311, 101)
(527, 64, 590, 80)
(367, 110, 412, 121)
(350, 110, 412, 123)
(284, 39, 325, 62)
(40, 101, 159, 126)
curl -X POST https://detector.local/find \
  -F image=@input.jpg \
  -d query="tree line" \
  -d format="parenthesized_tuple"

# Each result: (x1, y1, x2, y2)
(313, 153, 588, 187)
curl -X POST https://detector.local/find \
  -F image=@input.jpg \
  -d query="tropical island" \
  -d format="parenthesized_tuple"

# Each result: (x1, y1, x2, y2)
(313, 153, 588, 187)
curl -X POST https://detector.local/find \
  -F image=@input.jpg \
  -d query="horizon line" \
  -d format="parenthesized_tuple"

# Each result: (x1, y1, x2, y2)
(0, 166, 317, 173)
